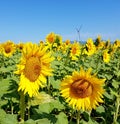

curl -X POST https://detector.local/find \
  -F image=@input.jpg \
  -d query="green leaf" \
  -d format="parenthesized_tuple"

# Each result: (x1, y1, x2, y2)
(49, 76, 61, 89)
(0, 79, 10, 98)
(114, 70, 120, 77)
(64, 66, 74, 72)
(24, 119, 36, 124)
(51, 100, 65, 110)
(87, 117, 98, 124)
(96, 106, 105, 113)
(110, 88, 118, 97)
(35, 99, 65, 114)
(28, 92, 53, 106)
(82, 111, 89, 122)
(0, 114, 18, 124)
(0, 109, 6, 120)
(80, 119, 89, 124)
(0, 66, 8, 73)
(112, 79, 119, 89)
(55, 112, 68, 124)
(0, 78, 19, 104)
(35, 118, 50, 124)
(69, 121, 76, 124)
(104, 92, 114, 100)
(0, 100, 8, 107)
(37, 102, 52, 114)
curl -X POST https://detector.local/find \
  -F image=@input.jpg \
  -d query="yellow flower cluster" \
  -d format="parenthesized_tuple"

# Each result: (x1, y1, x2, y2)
(1, 33, 120, 113)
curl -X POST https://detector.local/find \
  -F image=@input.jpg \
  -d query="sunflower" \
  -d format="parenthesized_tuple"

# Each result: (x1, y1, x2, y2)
(60, 67, 105, 111)
(70, 41, 81, 60)
(16, 42, 24, 51)
(15, 42, 54, 97)
(111, 40, 120, 54)
(46, 32, 56, 45)
(1, 40, 16, 57)
(85, 38, 96, 56)
(65, 39, 71, 45)
(0, 43, 2, 54)
(97, 41, 105, 50)
(103, 49, 110, 63)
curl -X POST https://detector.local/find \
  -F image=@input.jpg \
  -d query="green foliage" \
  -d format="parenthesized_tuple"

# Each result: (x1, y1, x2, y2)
(0, 42, 120, 124)
(28, 92, 54, 106)
(55, 112, 68, 124)
(0, 109, 18, 124)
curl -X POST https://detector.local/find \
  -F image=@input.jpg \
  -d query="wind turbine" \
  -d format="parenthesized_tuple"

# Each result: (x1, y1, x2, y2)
(76, 25, 82, 42)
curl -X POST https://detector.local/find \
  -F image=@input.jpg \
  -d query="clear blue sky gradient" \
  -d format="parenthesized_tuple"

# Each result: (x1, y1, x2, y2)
(0, 0, 120, 43)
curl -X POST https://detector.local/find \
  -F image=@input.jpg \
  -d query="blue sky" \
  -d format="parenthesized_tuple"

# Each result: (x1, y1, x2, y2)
(0, 0, 120, 43)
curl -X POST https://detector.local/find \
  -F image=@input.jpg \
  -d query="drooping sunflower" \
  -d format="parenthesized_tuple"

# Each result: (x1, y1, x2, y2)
(111, 39, 120, 54)
(1, 40, 16, 57)
(97, 41, 105, 50)
(60, 67, 105, 111)
(15, 42, 54, 97)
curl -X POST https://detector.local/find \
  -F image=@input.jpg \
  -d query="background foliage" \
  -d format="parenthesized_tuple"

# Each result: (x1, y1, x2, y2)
(0, 36, 120, 124)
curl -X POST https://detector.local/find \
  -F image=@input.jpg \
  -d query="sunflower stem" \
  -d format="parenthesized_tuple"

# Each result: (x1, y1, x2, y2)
(47, 76, 51, 95)
(113, 94, 120, 124)
(10, 98, 13, 114)
(79, 45, 85, 62)
(25, 106, 30, 120)
(28, 107, 30, 120)
(76, 110, 81, 124)
(19, 91, 25, 123)
(27, 104, 31, 120)
(64, 48, 70, 66)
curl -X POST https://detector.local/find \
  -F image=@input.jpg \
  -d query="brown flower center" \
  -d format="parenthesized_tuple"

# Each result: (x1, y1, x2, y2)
(19, 45, 23, 50)
(24, 57, 41, 82)
(48, 37, 54, 43)
(70, 79, 93, 98)
(5, 46, 11, 53)
(72, 47, 77, 54)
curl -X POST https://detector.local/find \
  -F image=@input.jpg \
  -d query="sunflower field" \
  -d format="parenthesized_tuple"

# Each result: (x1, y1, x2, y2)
(0, 32, 120, 124)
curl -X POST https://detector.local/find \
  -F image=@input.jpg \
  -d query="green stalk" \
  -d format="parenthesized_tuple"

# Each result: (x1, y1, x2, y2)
(79, 45, 85, 61)
(27, 106, 30, 120)
(76, 110, 81, 124)
(27, 98, 31, 120)
(113, 95, 120, 124)
(78, 45, 87, 69)
(47, 76, 51, 95)
(19, 91, 25, 123)
(10, 98, 13, 114)
(64, 48, 70, 66)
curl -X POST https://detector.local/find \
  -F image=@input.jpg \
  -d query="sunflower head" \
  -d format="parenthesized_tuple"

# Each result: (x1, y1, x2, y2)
(103, 49, 110, 63)
(46, 32, 56, 44)
(97, 41, 105, 50)
(65, 39, 71, 45)
(16, 42, 24, 51)
(1, 40, 16, 57)
(85, 38, 96, 56)
(0, 43, 2, 54)
(70, 41, 81, 60)
(15, 42, 54, 97)
(60, 67, 105, 111)
(95, 35, 101, 45)
(54, 34, 62, 46)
